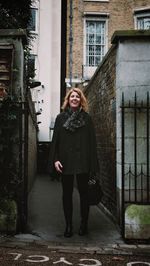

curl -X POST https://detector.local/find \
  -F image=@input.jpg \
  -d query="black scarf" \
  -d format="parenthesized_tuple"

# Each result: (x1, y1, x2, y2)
(63, 107, 85, 132)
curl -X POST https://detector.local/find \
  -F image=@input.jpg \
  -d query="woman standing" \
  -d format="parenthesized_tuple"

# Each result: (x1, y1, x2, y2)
(50, 88, 99, 237)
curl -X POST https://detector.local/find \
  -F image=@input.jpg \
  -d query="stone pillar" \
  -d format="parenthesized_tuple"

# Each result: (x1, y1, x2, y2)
(112, 30, 150, 240)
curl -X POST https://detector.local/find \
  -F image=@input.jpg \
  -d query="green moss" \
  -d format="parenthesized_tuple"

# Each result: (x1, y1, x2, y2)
(0, 199, 17, 233)
(126, 205, 150, 225)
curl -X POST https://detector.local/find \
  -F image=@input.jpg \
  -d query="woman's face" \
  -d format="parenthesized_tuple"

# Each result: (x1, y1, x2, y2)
(69, 91, 81, 110)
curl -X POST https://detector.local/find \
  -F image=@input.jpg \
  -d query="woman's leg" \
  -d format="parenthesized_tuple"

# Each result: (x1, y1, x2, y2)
(61, 174, 74, 237)
(76, 173, 89, 235)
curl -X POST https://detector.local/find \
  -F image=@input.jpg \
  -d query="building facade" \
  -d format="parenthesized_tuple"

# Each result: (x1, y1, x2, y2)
(29, 0, 150, 141)
(66, 0, 150, 88)
(29, 0, 61, 142)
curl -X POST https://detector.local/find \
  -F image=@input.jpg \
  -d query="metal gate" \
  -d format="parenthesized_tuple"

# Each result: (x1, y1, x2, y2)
(0, 99, 28, 232)
(18, 100, 28, 232)
(121, 92, 150, 241)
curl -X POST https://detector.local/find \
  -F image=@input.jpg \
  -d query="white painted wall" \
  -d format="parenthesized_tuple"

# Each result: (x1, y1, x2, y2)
(30, 0, 61, 142)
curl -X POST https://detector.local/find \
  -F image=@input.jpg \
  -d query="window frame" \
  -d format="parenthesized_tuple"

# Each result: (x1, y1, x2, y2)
(28, 54, 37, 79)
(28, 7, 38, 34)
(134, 8, 150, 30)
(83, 16, 108, 68)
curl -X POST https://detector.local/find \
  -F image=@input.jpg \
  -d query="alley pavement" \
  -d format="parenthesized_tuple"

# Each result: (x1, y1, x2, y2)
(27, 174, 122, 245)
(0, 174, 150, 256)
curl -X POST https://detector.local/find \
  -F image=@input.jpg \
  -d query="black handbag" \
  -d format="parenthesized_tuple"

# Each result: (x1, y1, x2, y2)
(88, 178, 103, 205)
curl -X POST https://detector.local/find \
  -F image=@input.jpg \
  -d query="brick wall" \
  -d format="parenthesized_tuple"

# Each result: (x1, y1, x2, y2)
(84, 45, 117, 218)
(66, 0, 84, 80)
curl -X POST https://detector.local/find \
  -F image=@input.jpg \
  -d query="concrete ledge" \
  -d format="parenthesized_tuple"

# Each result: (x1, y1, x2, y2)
(0, 29, 27, 44)
(111, 30, 150, 44)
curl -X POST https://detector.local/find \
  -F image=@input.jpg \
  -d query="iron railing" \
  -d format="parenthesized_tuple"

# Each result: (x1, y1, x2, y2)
(121, 92, 150, 239)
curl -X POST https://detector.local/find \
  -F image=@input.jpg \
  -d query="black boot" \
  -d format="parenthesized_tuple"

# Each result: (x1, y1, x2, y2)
(64, 224, 73, 237)
(78, 223, 88, 236)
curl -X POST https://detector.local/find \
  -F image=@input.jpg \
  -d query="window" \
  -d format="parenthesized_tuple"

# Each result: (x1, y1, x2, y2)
(28, 54, 36, 78)
(134, 9, 150, 30)
(85, 19, 107, 67)
(83, 16, 108, 79)
(28, 8, 38, 32)
(0, 46, 14, 93)
(137, 16, 150, 29)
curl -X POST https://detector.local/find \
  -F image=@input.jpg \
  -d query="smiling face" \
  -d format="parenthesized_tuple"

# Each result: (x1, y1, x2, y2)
(69, 90, 81, 111)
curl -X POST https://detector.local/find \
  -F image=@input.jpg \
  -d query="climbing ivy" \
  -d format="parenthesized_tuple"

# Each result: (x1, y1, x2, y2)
(0, 0, 35, 81)
(0, 0, 32, 32)
(0, 96, 22, 199)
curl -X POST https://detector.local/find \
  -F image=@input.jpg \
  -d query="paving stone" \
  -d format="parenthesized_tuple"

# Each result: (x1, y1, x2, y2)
(137, 245, 150, 249)
(119, 244, 137, 249)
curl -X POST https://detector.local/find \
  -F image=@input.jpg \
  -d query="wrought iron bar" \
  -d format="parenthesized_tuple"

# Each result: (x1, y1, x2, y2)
(19, 102, 23, 189)
(121, 92, 125, 238)
(141, 164, 143, 203)
(134, 92, 137, 202)
(23, 100, 28, 230)
(121, 106, 150, 109)
(121, 92, 150, 241)
(129, 164, 131, 202)
(147, 92, 149, 202)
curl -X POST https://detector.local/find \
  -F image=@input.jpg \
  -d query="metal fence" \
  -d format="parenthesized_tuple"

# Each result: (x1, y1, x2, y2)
(121, 92, 150, 239)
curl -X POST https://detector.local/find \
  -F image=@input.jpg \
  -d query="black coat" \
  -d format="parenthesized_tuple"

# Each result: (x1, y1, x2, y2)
(49, 110, 99, 175)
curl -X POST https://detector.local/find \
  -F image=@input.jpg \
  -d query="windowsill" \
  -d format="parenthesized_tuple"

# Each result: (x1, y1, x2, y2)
(134, 7, 150, 14)
(83, 11, 109, 17)
(84, 0, 109, 2)
(29, 31, 38, 36)
(83, 66, 97, 80)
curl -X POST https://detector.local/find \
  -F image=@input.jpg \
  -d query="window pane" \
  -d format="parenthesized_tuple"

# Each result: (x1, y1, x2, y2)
(101, 45, 105, 56)
(101, 22, 105, 33)
(89, 34, 94, 44)
(28, 55, 36, 78)
(86, 45, 89, 55)
(89, 56, 94, 66)
(86, 33, 89, 43)
(95, 56, 100, 66)
(101, 34, 105, 45)
(96, 46, 101, 56)
(86, 55, 89, 66)
(86, 20, 106, 66)
(28, 8, 36, 31)
(137, 16, 150, 30)
(143, 18, 150, 29)
(96, 35, 101, 44)
(96, 23, 101, 34)
(88, 22, 95, 33)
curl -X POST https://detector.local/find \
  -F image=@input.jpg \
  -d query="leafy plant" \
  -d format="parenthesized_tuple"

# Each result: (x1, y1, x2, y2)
(0, 0, 32, 31)
(0, 96, 22, 200)
(0, 0, 36, 82)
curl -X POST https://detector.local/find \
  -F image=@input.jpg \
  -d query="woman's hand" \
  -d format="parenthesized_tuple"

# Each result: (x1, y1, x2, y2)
(54, 161, 63, 173)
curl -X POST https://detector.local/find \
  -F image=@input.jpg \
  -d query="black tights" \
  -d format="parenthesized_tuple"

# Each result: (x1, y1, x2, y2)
(61, 173, 89, 227)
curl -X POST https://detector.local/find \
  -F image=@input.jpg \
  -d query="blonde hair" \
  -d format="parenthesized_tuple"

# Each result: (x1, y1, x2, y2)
(61, 88, 88, 112)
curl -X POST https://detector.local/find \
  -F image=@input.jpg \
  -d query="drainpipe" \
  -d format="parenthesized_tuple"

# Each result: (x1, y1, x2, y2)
(60, 0, 67, 105)
(69, 0, 73, 86)
(23, 91, 29, 232)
